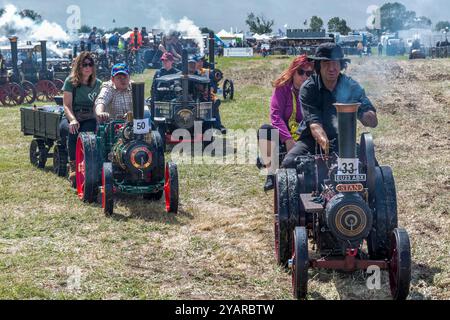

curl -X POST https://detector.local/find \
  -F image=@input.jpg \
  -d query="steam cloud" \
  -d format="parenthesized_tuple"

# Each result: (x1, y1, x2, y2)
(0, 4, 69, 43)
(155, 17, 204, 55)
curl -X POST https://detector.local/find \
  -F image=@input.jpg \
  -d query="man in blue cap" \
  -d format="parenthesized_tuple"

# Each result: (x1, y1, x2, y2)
(95, 63, 133, 121)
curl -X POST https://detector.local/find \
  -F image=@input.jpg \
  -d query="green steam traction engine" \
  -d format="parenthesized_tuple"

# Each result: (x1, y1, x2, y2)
(75, 82, 179, 215)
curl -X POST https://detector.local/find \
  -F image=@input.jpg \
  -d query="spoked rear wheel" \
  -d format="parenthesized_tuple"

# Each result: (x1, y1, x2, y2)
(164, 161, 179, 213)
(2, 83, 24, 106)
(292, 226, 309, 300)
(389, 228, 411, 300)
(21, 81, 37, 104)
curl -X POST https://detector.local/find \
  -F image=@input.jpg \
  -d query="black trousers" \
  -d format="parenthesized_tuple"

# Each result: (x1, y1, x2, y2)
(281, 136, 317, 168)
(59, 118, 97, 161)
(212, 99, 223, 128)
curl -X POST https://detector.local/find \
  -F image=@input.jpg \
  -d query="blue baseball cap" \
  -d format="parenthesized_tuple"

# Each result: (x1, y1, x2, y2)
(111, 63, 130, 77)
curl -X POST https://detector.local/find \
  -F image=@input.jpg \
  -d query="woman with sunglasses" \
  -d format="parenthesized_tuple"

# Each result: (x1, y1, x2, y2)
(59, 52, 102, 187)
(257, 54, 314, 191)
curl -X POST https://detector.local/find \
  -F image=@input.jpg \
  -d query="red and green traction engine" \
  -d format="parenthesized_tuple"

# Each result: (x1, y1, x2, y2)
(75, 82, 179, 215)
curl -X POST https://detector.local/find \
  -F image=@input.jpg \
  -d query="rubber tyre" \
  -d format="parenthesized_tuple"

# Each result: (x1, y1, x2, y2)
(102, 162, 114, 216)
(368, 166, 398, 259)
(30, 139, 47, 168)
(53, 144, 68, 176)
(389, 228, 411, 300)
(274, 169, 290, 267)
(292, 226, 309, 300)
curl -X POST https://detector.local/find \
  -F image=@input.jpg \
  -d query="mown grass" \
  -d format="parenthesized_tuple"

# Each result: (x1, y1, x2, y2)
(0, 55, 448, 299)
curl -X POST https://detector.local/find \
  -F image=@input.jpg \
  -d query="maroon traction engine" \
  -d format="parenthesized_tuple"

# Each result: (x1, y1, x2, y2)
(274, 103, 411, 300)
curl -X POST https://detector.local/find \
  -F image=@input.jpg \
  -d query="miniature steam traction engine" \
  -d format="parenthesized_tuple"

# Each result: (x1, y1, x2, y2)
(76, 82, 179, 215)
(151, 49, 217, 150)
(274, 103, 411, 300)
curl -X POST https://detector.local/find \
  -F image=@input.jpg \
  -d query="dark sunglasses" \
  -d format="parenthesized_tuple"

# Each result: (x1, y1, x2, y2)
(82, 62, 94, 68)
(297, 69, 313, 77)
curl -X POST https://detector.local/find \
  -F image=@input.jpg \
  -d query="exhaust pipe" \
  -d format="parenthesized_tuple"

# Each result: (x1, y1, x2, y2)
(333, 103, 360, 158)
(181, 49, 188, 109)
(208, 31, 215, 71)
(132, 82, 146, 140)
(9, 36, 19, 82)
(40, 40, 47, 75)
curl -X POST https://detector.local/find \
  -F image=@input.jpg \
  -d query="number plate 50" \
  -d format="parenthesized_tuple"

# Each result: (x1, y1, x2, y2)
(133, 118, 150, 134)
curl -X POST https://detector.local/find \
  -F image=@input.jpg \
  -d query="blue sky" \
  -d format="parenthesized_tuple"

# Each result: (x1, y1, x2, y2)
(3, 0, 450, 32)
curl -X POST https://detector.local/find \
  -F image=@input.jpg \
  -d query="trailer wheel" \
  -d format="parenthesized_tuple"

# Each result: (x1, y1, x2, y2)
(30, 139, 47, 168)
(292, 226, 309, 300)
(223, 79, 234, 100)
(102, 162, 114, 216)
(76, 132, 99, 203)
(52, 144, 68, 176)
(21, 81, 37, 104)
(389, 228, 411, 300)
(164, 161, 179, 213)
(368, 166, 398, 259)
(274, 169, 290, 267)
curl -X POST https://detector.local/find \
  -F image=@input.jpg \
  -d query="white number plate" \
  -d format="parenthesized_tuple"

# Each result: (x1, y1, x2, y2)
(133, 118, 150, 134)
(337, 158, 359, 175)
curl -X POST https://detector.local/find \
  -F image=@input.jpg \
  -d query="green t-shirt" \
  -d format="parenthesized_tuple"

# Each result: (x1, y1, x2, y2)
(63, 77, 102, 120)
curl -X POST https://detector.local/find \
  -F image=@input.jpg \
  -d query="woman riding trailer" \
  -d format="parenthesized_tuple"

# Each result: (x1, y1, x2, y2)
(59, 52, 102, 186)
(257, 54, 314, 191)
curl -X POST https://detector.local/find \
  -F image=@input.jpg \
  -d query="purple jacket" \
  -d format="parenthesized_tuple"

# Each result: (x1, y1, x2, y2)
(270, 83, 302, 143)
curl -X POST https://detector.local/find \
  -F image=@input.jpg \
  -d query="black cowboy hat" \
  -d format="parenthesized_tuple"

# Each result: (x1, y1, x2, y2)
(310, 42, 351, 63)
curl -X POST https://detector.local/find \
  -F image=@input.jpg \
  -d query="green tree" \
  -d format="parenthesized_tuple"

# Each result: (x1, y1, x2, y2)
(327, 17, 351, 35)
(380, 2, 432, 32)
(245, 12, 275, 34)
(79, 24, 91, 33)
(310, 16, 324, 32)
(200, 27, 215, 34)
(19, 9, 42, 22)
(434, 21, 450, 32)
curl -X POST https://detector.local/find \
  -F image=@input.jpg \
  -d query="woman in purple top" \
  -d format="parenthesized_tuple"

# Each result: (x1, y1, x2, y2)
(257, 54, 314, 191)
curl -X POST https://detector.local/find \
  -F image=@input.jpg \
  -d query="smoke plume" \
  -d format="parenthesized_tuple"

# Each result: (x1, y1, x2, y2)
(0, 4, 69, 43)
(155, 16, 204, 55)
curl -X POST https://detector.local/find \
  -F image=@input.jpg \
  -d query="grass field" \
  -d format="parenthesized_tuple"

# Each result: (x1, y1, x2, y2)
(0, 55, 448, 299)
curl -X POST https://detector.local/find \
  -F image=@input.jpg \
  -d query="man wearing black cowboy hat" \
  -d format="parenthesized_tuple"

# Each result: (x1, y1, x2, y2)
(281, 42, 378, 168)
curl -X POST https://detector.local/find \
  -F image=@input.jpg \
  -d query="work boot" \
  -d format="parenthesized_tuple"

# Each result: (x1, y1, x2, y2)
(263, 174, 275, 192)
(219, 125, 227, 135)
(68, 160, 76, 188)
